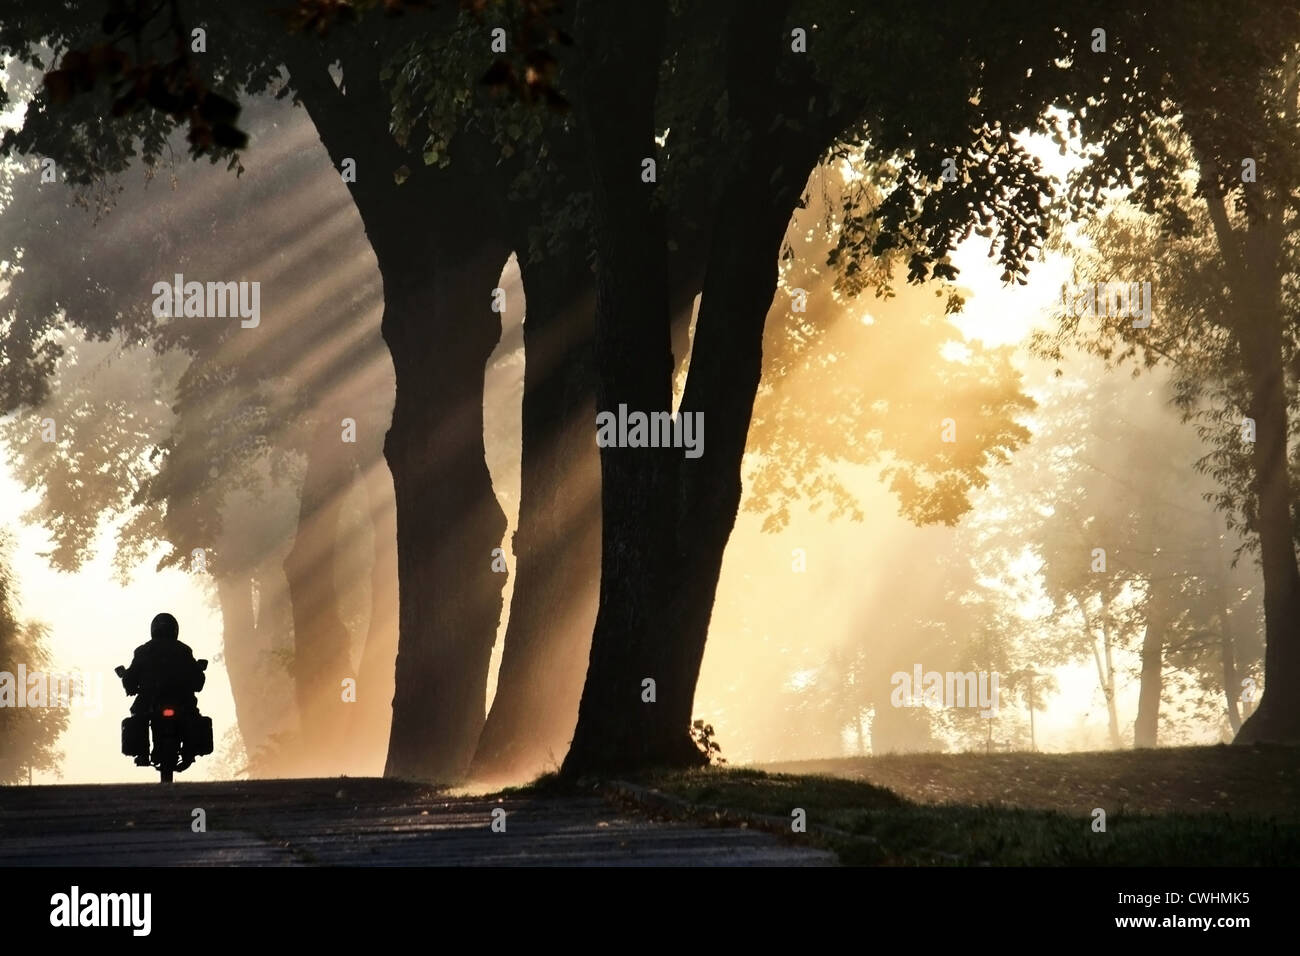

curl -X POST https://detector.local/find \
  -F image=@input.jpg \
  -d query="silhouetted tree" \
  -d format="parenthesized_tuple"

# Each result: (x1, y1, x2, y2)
(0, 532, 67, 783)
(1045, 11, 1300, 742)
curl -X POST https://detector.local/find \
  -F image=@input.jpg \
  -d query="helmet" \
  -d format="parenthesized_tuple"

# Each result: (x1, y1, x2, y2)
(150, 612, 180, 641)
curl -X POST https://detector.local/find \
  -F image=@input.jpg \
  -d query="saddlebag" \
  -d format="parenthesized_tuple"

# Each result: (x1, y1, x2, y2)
(121, 714, 148, 757)
(187, 713, 214, 756)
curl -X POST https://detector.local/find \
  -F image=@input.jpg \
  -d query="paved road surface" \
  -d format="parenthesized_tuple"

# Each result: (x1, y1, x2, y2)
(0, 778, 834, 866)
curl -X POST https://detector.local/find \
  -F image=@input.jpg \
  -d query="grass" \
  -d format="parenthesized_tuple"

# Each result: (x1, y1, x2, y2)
(625, 744, 1300, 865)
(760, 743, 1300, 816)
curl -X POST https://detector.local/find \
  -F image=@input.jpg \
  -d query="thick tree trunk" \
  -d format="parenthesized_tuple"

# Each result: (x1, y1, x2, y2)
(377, 225, 511, 781)
(471, 253, 600, 782)
(1196, 150, 1300, 744)
(282, 417, 357, 771)
(661, 150, 824, 752)
(638, 0, 828, 759)
(215, 574, 277, 761)
(285, 42, 512, 780)
(561, 0, 688, 776)
(562, 0, 841, 775)
(1235, 305, 1300, 742)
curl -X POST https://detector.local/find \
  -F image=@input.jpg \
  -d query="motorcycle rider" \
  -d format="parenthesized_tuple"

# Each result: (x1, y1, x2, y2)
(119, 612, 206, 769)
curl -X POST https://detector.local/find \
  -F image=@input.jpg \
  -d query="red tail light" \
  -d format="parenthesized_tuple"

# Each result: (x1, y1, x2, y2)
(162, 708, 175, 717)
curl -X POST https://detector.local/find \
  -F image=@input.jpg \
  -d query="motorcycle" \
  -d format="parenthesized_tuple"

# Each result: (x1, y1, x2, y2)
(115, 660, 213, 783)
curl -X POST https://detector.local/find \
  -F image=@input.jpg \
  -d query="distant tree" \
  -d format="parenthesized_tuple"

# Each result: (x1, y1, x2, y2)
(0, 532, 67, 783)
(0, 87, 394, 772)
(966, 353, 1265, 747)
(1045, 15, 1300, 742)
(1035, 196, 1276, 745)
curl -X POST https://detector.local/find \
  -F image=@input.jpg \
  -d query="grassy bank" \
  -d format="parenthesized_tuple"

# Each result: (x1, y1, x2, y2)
(616, 745, 1300, 865)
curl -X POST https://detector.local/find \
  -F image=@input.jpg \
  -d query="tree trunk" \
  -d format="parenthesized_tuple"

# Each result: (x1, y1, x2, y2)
(1234, 298, 1300, 742)
(1196, 148, 1300, 744)
(1221, 602, 1242, 735)
(377, 224, 511, 781)
(660, 145, 824, 755)
(560, 0, 687, 776)
(1083, 593, 1122, 750)
(471, 252, 600, 782)
(634, 0, 828, 762)
(282, 417, 357, 772)
(285, 43, 512, 780)
(1101, 610, 1122, 748)
(215, 574, 278, 761)
(561, 0, 840, 775)
(1134, 582, 1165, 748)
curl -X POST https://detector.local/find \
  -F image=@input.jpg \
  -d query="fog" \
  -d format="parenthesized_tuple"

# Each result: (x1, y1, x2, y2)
(1, 88, 1261, 785)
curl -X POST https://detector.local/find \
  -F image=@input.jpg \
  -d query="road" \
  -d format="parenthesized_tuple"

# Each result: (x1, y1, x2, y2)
(0, 777, 834, 866)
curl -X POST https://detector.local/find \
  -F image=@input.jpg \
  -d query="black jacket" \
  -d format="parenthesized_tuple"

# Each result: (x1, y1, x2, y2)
(122, 636, 205, 707)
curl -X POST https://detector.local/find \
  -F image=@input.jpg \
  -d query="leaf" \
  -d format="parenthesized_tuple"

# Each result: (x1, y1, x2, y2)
(480, 61, 513, 88)
(199, 92, 241, 124)
(211, 124, 248, 150)
(43, 70, 74, 105)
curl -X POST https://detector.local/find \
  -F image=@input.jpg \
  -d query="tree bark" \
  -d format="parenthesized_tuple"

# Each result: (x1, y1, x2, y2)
(215, 574, 275, 757)
(282, 417, 357, 770)
(469, 65, 704, 782)
(1235, 296, 1300, 742)
(661, 139, 826, 755)
(1080, 592, 1122, 749)
(285, 39, 512, 780)
(376, 221, 510, 781)
(1101, 609, 1122, 748)
(471, 250, 600, 782)
(626, 0, 828, 763)
(215, 571, 295, 771)
(560, 0, 686, 775)
(562, 0, 843, 775)
(1196, 145, 1300, 744)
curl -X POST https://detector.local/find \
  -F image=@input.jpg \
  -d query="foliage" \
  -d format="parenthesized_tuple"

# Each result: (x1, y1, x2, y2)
(745, 158, 1035, 532)
(0, 532, 66, 783)
(1035, 184, 1300, 560)
(689, 718, 725, 766)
